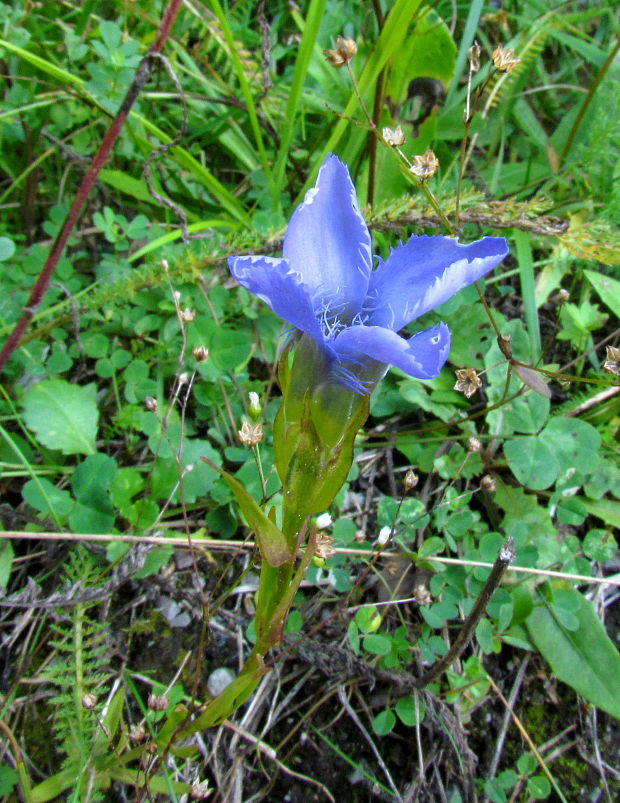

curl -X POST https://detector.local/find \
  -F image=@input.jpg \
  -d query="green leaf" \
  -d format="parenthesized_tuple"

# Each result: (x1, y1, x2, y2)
(201, 458, 291, 567)
(526, 587, 620, 718)
(504, 436, 559, 489)
(22, 379, 98, 455)
(0, 540, 14, 588)
(355, 605, 382, 633)
(585, 269, 620, 318)
(395, 694, 425, 726)
(372, 709, 396, 735)
(582, 528, 618, 562)
(527, 776, 551, 799)
(0, 235, 15, 261)
(540, 417, 601, 476)
(363, 634, 392, 655)
(69, 453, 117, 533)
(348, 620, 360, 654)
(22, 477, 74, 520)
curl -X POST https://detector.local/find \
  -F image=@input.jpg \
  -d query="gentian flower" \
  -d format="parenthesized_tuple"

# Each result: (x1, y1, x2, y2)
(228, 154, 508, 394)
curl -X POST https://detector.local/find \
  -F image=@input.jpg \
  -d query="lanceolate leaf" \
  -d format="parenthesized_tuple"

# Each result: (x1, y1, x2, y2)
(526, 586, 620, 719)
(201, 459, 291, 567)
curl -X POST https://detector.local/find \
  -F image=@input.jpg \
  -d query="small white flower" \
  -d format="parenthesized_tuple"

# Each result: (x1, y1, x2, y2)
(316, 512, 333, 529)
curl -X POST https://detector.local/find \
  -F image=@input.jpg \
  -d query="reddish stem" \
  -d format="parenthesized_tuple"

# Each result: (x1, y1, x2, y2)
(0, 0, 184, 374)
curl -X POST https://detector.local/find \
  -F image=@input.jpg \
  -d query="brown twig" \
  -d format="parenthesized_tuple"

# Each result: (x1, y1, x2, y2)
(0, 0, 184, 374)
(413, 538, 515, 689)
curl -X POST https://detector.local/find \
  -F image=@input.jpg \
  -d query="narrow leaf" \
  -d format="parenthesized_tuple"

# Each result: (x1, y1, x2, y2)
(201, 459, 291, 567)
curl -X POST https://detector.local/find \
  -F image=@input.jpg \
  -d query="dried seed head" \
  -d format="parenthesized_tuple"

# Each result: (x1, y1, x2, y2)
(383, 125, 406, 147)
(414, 584, 432, 606)
(553, 288, 570, 303)
(148, 693, 169, 712)
(129, 724, 147, 742)
(193, 345, 210, 362)
(191, 780, 213, 799)
(325, 35, 357, 67)
(145, 396, 158, 412)
(481, 474, 496, 493)
(492, 45, 520, 73)
(180, 307, 196, 322)
(315, 532, 336, 560)
(468, 436, 482, 453)
(238, 420, 264, 447)
(454, 368, 482, 398)
(404, 469, 419, 491)
(468, 42, 481, 72)
(603, 345, 620, 377)
(82, 693, 98, 709)
(410, 149, 440, 181)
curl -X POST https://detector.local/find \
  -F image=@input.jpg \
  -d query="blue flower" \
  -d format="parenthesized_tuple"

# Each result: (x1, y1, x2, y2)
(228, 155, 509, 394)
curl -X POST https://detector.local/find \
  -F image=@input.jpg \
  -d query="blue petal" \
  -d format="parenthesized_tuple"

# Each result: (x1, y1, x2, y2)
(228, 254, 326, 344)
(283, 154, 372, 318)
(366, 235, 509, 330)
(334, 322, 452, 381)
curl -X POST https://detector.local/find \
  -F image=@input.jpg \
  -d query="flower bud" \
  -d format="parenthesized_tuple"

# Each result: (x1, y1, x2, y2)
(404, 469, 419, 491)
(492, 45, 520, 73)
(410, 149, 440, 181)
(468, 42, 481, 72)
(248, 391, 262, 421)
(145, 396, 158, 412)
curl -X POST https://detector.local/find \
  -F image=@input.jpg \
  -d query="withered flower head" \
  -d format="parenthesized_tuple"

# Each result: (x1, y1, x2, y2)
(238, 419, 264, 447)
(468, 436, 482, 453)
(603, 345, 620, 377)
(129, 724, 147, 742)
(191, 780, 213, 800)
(404, 469, 419, 491)
(325, 35, 357, 67)
(454, 367, 482, 398)
(468, 42, 481, 72)
(410, 149, 440, 181)
(414, 584, 432, 606)
(82, 693, 98, 709)
(180, 307, 196, 322)
(492, 45, 520, 73)
(148, 693, 169, 712)
(315, 532, 336, 560)
(383, 125, 406, 147)
(193, 345, 209, 362)
(481, 474, 496, 493)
